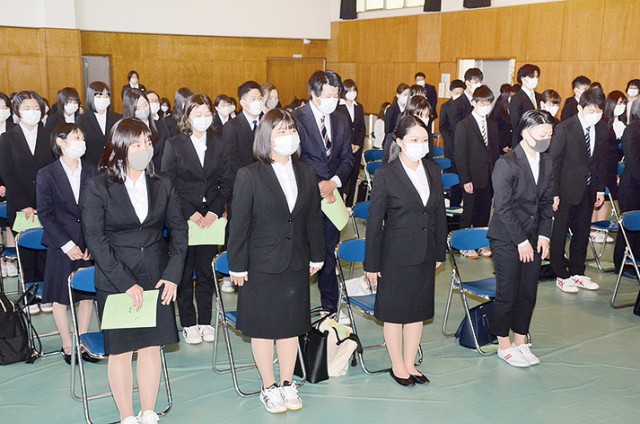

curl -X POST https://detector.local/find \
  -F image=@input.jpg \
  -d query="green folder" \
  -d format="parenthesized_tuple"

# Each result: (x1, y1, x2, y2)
(12, 212, 42, 233)
(101, 290, 159, 330)
(321, 189, 350, 231)
(187, 217, 227, 246)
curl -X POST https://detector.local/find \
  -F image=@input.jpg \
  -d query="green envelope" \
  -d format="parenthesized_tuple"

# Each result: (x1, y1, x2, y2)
(12, 212, 42, 233)
(187, 217, 227, 246)
(101, 290, 159, 330)
(321, 189, 350, 231)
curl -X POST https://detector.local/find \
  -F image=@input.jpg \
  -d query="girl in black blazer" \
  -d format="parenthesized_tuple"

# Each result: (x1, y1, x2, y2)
(120, 70, 146, 100)
(337, 79, 366, 207)
(44, 87, 81, 137)
(162, 94, 233, 345)
(81, 118, 187, 424)
(77, 81, 121, 169)
(162, 87, 193, 138)
(212, 94, 235, 136)
(228, 109, 324, 414)
(364, 116, 447, 387)
(36, 123, 98, 364)
(383, 95, 434, 164)
(383, 83, 410, 138)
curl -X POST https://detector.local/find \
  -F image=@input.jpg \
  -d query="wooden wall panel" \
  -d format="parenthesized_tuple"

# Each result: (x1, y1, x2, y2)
(601, 0, 640, 62)
(495, 6, 529, 62)
(356, 63, 397, 115)
(416, 14, 441, 63)
(596, 62, 640, 94)
(535, 62, 561, 99)
(560, 0, 605, 62)
(463, 8, 498, 59)
(440, 12, 468, 63)
(525, 2, 564, 62)
(557, 62, 600, 99)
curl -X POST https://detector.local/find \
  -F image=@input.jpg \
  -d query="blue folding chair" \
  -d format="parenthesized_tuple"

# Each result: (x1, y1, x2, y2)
(364, 161, 383, 200)
(442, 228, 497, 355)
(441, 173, 463, 217)
(612, 211, 640, 309)
(68, 267, 172, 424)
(363, 149, 383, 163)
(350, 201, 369, 238)
(589, 188, 620, 272)
(0, 201, 17, 293)
(432, 146, 445, 158)
(335, 238, 422, 375)
(211, 252, 306, 397)
(434, 157, 452, 171)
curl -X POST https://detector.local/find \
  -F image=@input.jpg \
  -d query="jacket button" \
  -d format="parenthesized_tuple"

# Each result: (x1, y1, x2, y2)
(139, 226, 143, 231)
(76, 219, 80, 223)
(287, 236, 292, 241)
(530, 216, 534, 220)
(140, 247, 144, 252)
(288, 218, 293, 223)
(422, 227, 427, 231)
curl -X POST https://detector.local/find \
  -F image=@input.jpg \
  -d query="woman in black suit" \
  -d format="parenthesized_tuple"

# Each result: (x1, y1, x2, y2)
(162, 94, 233, 345)
(364, 115, 447, 387)
(383, 83, 410, 138)
(382, 96, 433, 164)
(120, 70, 146, 100)
(162, 87, 192, 138)
(228, 109, 324, 414)
(44, 87, 81, 137)
(337, 79, 366, 207)
(81, 118, 187, 424)
(77, 81, 121, 169)
(36, 123, 98, 364)
(488, 110, 555, 367)
(212, 94, 235, 136)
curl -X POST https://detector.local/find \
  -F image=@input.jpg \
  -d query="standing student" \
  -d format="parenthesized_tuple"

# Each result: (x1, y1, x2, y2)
(44, 87, 81, 137)
(372, 102, 390, 149)
(383, 96, 433, 164)
(228, 109, 324, 413)
(539, 89, 562, 125)
(439, 79, 466, 166)
(451, 68, 484, 138)
(625, 79, 640, 124)
(77, 81, 121, 169)
(0, 92, 17, 277)
(212, 94, 235, 136)
(163, 87, 193, 138)
(145, 91, 170, 170)
(548, 88, 606, 293)
(261, 83, 281, 114)
(81, 118, 187, 424)
(293, 70, 354, 314)
(454, 85, 500, 258)
(122, 89, 167, 171)
(509, 64, 541, 146)
(488, 110, 555, 368)
(364, 115, 447, 387)
(36, 123, 98, 365)
(162, 94, 233, 345)
(120, 70, 146, 100)
(383, 83, 410, 138)
(158, 97, 171, 120)
(336, 79, 366, 207)
(561, 76, 591, 121)
(414, 71, 438, 119)
(490, 83, 516, 154)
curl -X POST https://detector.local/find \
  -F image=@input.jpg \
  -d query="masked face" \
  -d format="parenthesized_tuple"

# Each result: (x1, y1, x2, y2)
(628, 87, 639, 98)
(149, 101, 160, 115)
(614, 104, 626, 117)
(64, 102, 79, 115)
(160, 105, 169, 113)
(127, 135, 154, 171)
(580, 106, 603, 126)
(345, 91, 357, 101)
(20, 109, 42, 126)
(94, 97, 111, 112)
(271, 134, 300, 156)
(523, 124, 553, 153)
(62, 138, 87, 160)
(191, 116, 213, 132)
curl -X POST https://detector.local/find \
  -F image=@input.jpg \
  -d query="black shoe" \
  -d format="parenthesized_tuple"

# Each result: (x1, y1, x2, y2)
(81, 351, 100, 363)
(61, 348, 72, 365)
(390, 370, 415, 387)
(410, 372, 430, 385)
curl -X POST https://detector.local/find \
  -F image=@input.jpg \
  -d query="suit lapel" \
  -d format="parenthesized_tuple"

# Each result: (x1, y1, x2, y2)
(393, 158, 425, 208)
(515, 144, 538, 188)
(261, 162, 291, 215)
(181, 134, 205, 176)
(422, 159, 438, 209)
(302, 104, 328, 160)
(144, 175, 158, 224)
(52, 160, 78, 202)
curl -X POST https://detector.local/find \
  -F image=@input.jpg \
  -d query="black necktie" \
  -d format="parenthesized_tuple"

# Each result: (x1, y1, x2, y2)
(585, 126, 592, 186)
(252, 120, 257, 134)
(320, 115, 331, 157)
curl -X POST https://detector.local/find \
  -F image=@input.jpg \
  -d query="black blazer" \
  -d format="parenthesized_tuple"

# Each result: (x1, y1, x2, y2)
(561, 96, 578, 121)
(162, 115, 180, 139)
(76, 111, 121, 169)
(121, 84, 146, 100)
(487, 144, 554, 246)
(293, 103, 354, 185)
(80, 173, 188, 293)
(425, 83, 438, 119)
(509, 89, 540, 146)
(548, 114, 607, 204)
(36, 160, 97, 250)
(620, 122, 640, 188)
(151, 118, 170, 171)
(0, 124, 56, 224)
(336, 102, 366, 149)
(212, 112, 225, 136)
(438, 98, 456, 147)
(453, 114, 500, 189)
(44, 111, 78, 138)
(490, 102, 513, 152)
(223, 113, 258, 179)
(161, 131, 233, 219)
(364, 157, 447, 271)
(384, 103, 401, 136)
(227, 160, 325, 274)
(0, 120, 16, 187)
(451, 94, 473, 136)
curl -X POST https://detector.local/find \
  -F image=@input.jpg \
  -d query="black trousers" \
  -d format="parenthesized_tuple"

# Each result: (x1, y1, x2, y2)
(460, 184, 492, 229)
(550, 187, 593, 279)
(614, 182, 640, 272)
(344, 150, 363, 207)
(489, 239, 541, 337)
(177, 244, 218, 327)
(318, 216, 339, 312)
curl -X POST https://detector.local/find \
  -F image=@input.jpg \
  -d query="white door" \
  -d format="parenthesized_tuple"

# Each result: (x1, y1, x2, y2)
(82, 56, 111, 96)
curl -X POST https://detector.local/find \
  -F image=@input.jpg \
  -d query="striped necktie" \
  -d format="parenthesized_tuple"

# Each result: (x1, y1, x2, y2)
(252, 120, 257, 134)
(585, 126, 592, 186)
(480, 119, 488, 147)
(320, 115, 331, 157)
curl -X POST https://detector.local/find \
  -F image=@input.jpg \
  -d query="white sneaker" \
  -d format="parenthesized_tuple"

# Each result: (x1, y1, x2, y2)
(280, 381, 303, 411)
(260, 384, 287, 414)
(39, 302, 53, 313)
(498, 346, 530, 368)
(5, 259, 18, 277)
(199, 324, 215, 343)
(515, 343, 540, 365)
(555, 277, 579, 294)
(478, 247, 492, 258)
(221, 277, 235, 293)
(590, 232, 606, 243)
(606, 235, 614, 243)
(460, 249, 479, 259)
(337, 310, 351, 325)
(1, 260, 7, 277)
(137, 410, 159, 424)
(26, 304, 41, 315)
(570, 275, 599, 291)
(183, 325, 203, 344)
(121, 416, 139, 424)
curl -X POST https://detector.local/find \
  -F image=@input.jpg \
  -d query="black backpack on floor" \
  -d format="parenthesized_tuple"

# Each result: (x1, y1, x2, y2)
(0, 289, 39, 365)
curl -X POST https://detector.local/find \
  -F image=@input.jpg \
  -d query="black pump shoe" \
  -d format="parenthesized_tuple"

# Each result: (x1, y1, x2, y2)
(410, 372, 430, 385)
(61, 348, 72, 365)
(390, 370, 415, 387)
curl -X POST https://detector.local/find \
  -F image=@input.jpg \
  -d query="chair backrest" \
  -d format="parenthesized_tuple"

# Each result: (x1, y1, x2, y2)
(363, 149, 383, 162)
(214, 251, 229, 275)
(618, 161, 625, 176)
(352, 202, 370, 220)
(16, 227, 46, 250)
(366, 161, 382, 175)
(621, 211, 640, 232)
(70, 267, 96, 293)
(434, 157, 452, 171)
(441, 173, 460, 190)
(432, 146, 445, 158)
(0, 202, 7, 220)
(448, 228, 490, 251)
(336, 238, 365, 263)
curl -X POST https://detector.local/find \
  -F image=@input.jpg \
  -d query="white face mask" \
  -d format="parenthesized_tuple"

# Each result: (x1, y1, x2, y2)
(94, 97, 111, 111)
(402, 141, 429, 162)
(582, 111, 603, 126)
(317, 97, 338, 115)
(476, 105, 492, 117)
(547, 105, 560, 117)
(149, 102, 160, 115)
(130, 78, 139, 86)
(272, 134, 300, 156)
(398, 94, 409, 108)
(20, 109, 41, 126)
(216, 106, 231, 118)
(416, 80, 426, 87)
(135, 108, 150, 121)
(525, 77, 539, 90)
(614, 104, 626, 117)
(0, 108, 10, 121)
(451, 93, 462, 101)
(64, 139, 86, 160)
(160, 105, 169, 113)
(64, 103, 79, 115)
(345, 91, 358, 101)
(266, 98, 279, 109)
(471, 82, 483, 92)
(191, 116, 213, 132)
(628, 88, 639, 98)
(245, 100, 262, 116)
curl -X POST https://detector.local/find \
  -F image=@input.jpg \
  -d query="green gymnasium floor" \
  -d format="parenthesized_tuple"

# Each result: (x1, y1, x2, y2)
(2, 230, 640, 424)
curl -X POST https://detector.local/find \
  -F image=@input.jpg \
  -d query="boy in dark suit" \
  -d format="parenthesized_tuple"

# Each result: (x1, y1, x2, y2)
(561, 75, 591, 121)
(439, 79, 465, 168)
(454, 85, 500, 258)
(450, 68, 484, 140)
(509, 64, 541, 146)
(415, 72, 438, 120)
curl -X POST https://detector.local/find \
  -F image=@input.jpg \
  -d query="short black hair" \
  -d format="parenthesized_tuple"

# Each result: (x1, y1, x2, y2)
(308, 70, 342, 98)
(214, 94, 233, 107)
(578, 87, 606, 110)
(464, 68, 483, 82)
(253, 108, 300, 164)
(519, 109, 556, 135)
(409, 84, 426, 99)
(50, 123, 85, 158)
(540, 89, 561, 105)
(238, 81, 261, 100)
(626, 79, 640, 91)
(127, 70, 139, 81)
(471, 85, 494, 103)
(12, 91, 45, 119)
(450, 79, 465, 91)
(0, 92, 10, 109)
(85, 81, 111, 113)
(179, 94, 213, 136)
(573, 75, 591, 89)
(415, 72, 426, 79)
(56, 87, 80, 110)
(516, 64, 541, 84)
(395, 83, 410, 95)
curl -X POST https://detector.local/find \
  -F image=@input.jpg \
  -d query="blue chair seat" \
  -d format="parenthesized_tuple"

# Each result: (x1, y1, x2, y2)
(80, 332, 105, 357)
(349, 294, 376, 314)
(25, 281, 44, 297)
(591, 220, 618, 232)
(225, 311, 238, 326)
(2, 247, 17, 258)
(453, 277, 496, 298)
(623, 257, 640, 266)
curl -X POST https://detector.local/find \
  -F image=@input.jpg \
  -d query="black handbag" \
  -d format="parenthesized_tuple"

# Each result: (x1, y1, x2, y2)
(0, 287, 39, 365)
(455, 300, 498, 349)
(294, 313, 330, 384)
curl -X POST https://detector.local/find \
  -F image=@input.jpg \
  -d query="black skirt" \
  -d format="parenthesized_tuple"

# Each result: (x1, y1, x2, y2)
(42, 247, 93, 305)
(236, 267, 311, 339)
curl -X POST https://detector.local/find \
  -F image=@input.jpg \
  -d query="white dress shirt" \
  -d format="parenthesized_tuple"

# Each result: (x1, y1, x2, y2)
(309, 101, 342, 188)
(190, 133, 207, 167)
(577, 113, 596, 155)
(242, 110, 259, 131)
(64, 114, 75, 124)
(19, 123, 38, 155)
(471, 110, 488, 145)
(95, 112, 107, 135)
(517, 148, 549, 248)
(59, 158, 83, 254)
(124, 174, 149, 224)
(339, 99, 356, 122)
(522, 87, 538, 109)
(0, 120, 6, 137)
(399, 156, 430, 206)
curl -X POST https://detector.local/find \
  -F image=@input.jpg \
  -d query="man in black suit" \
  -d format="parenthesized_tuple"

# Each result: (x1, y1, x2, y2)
(450, 68, 484, 140)
(438, 79, 466, 168)
(293, 70, 354, 313)
(454, 85, 500, 257)
(548, 87, 606, 293)
(509, 64, 541, 146)
(560, 75, 591, 121)
(415, 72, 438, 120)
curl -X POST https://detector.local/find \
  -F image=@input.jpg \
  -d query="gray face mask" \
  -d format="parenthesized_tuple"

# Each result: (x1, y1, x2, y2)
(128, 148, 153, 171)
(526, 133, 551, 153)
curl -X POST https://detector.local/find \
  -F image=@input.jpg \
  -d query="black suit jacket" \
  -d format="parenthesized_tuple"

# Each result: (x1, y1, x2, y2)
(425, 83, 438, 119)
(451, 94, 473, 136)
(0, 120, 16, 187)
(162, 115, 180, 139)
(76, 111, 121, 169)
(336, 102, 366, 148)
(364, 157, 447, 271)
(509, 89, 540, 145)
(488, 144, 554, 246)
(121, 84, 146, 100)
(620, 122, 640, 188)
(438, 98, 456, 148)
(162, 131, 233, 219)
(490, 102, 513, 152)
(151, 118, 170, 171)
(548, 114, 607, 204)
(454, 114, 500, 189)
(44, 111, 78, 138)
(293, 103, 354, 185)
(0, 124, 56, 224)
(80, 173, 188, 293)
(223, 113, 258, 179)
(227, 160, 325, 274)
(384, 103, 401, 136)
(212, 112, 225, 137)
(561, 96, 578, 121)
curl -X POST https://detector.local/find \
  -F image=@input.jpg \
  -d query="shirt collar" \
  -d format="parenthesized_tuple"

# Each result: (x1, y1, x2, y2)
(339, 99, 357, 107)
(125, 173, 147, 190)
(399, 154, 425, 174)
(310, 100, 328, 122)
(242, 110, 258, 126)
(19, 122, 38, 137)
(271, 157, 293, 170)
(59, 157, 81, 175)
(471, 110, 486, 122)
